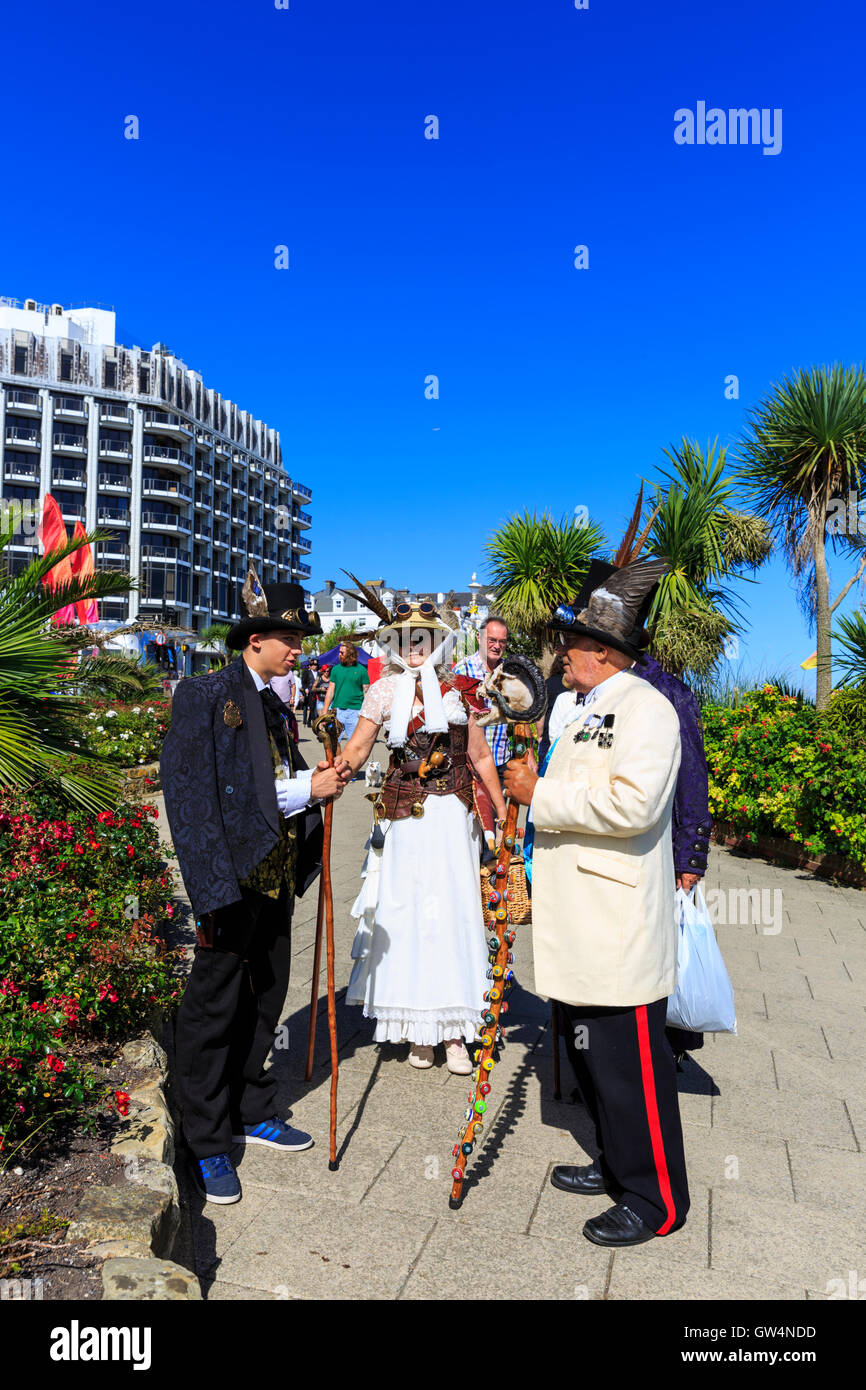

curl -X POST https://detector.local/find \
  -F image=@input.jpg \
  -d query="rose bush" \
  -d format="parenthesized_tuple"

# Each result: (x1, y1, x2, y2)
(0, 779, 183, 1153)
(703, 684, 866, 865)
(80, 700, 171, 766)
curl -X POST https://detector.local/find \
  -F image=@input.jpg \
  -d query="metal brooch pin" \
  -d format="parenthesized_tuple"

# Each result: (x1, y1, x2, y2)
(223, 700, 243, 728)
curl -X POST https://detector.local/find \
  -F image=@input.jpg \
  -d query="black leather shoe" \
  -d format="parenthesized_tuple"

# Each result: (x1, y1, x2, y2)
(550, 1161, 607, 1195)
(583, 1203, 657, 1247)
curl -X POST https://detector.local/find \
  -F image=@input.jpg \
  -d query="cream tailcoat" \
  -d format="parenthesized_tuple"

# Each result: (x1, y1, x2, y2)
(530, 667, 681, 1008)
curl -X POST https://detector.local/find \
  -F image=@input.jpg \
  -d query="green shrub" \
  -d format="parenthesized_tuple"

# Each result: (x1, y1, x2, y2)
(79, 699, 171, 766)
(0, 781, 183, 1154)
(703, 684, 866, 865)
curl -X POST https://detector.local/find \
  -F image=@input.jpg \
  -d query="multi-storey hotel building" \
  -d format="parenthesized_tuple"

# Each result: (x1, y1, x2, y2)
(0, 297, 312, 628)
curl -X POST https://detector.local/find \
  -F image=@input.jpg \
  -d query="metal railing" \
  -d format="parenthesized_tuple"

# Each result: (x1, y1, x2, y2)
(55, 397, 87, 414)
(143, 479, 192, 498)
(4, 463, 39, 480)
(143, 411, 191, 433)
(98, 472, 130, 488)
(52, 467, 86, 484)
(98, 440, 132, 458)
(143, 444, 192, 466)
(99, 404, 131, 423)
(7, 425, 40, 444)
(7, 390, 40, 407)
(97, 507, 130, 523)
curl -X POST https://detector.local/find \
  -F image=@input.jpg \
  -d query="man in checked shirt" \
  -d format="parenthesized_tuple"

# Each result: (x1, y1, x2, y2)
(452, 615, 511, 789)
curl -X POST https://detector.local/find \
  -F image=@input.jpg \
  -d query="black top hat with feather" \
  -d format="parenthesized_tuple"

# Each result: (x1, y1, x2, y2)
(547, 555, 669, 662)
(226, 566, 323, 649)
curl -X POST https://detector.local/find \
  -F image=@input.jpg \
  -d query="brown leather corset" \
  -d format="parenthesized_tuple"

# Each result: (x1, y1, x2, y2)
(378, 722, 474, 821)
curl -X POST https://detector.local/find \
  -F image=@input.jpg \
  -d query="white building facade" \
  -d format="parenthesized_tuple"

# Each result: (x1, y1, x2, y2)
(0, 296, 312, 629)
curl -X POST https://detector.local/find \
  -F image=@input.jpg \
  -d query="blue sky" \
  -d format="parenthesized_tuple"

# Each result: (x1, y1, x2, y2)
(5, 0, 865, 687)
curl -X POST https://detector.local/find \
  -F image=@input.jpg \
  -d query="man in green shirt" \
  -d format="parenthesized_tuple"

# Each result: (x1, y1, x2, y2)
(323, 641, 370, 754)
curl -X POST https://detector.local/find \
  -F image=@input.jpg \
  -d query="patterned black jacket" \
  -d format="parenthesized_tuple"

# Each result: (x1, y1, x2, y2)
(160, 657, 323, 918)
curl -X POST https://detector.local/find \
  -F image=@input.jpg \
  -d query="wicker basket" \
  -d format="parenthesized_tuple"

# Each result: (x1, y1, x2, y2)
(480, 852, 531, 926)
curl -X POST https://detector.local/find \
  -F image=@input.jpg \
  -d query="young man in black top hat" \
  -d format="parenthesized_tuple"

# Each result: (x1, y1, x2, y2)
(161, 570, 351, 1203)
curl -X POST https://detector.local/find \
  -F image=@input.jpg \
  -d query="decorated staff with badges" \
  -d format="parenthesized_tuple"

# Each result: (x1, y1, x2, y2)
(505, 556, 690, 1247)
(161, 569, 350, 1205)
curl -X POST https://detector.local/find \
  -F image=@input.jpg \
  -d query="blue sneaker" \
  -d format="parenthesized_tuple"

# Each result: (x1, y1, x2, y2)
(192, 1152, 241, 1204)
(231, 1117, 314, 1152)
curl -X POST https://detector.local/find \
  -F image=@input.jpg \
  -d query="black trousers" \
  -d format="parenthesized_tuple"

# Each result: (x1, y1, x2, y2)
(174, 884, 293, 1158)
(559, 997, 690, 1233)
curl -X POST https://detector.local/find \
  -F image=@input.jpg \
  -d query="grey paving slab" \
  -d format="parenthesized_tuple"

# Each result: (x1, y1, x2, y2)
(607, 1255, 807, 1301)
(712, 1083, 857, 1150)
(214, 1197, 436, 1300)
(787, 1144, 866, 1215)
(400, 1224, 612, 1300)
(710, 1188, 866, 1286)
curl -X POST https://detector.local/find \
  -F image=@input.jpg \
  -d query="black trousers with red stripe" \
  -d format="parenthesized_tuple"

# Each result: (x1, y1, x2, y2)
(559, 996, 690, 1233)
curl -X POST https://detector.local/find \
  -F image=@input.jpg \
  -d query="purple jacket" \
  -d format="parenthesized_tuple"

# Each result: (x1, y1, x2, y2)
(635, 654, 712, 876)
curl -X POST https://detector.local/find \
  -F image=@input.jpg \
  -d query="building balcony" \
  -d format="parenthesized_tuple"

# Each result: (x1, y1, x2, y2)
(52, 467, 86, 487)
(232, 450, 248, 467)
(99, 404, 131, 426)
(249, 460, 262, 476)
(96, 541, 130, 562)
(294, 535, 312, 553)
(52, 432, 86, 453)
(196, 429, 212, 448)
(231, 480, 245, 496)
(194, 523, 212, 540)
(6, 389, 40, 412)
(213, 535, 228, 549)
(143, 444, 192, 469)
(6, 425, 40, 448)
(214, 440, 230, 458)
(231, 512, 246, 526)
(54, 396, 88, 419)
(143, 411, 193, 440)
(143, 478, 192, 501)
(193, 601, 209, 614)
(4, 461, 40, 482)
(98, 472, 131, 492)
(292, 507, 311, 528)
(142, 545, 190, 563)
(98, 440, 132, 460)
(195, 461, 212, 479)
(213, 469, 230, 488)
(230, 542, 244, 555)
(97, 507, 131, 527)
(292, 480, 312, 501)
(142, 511, 192, 534)
(60, 505, 85, 524)
(292, 560, 312, 577)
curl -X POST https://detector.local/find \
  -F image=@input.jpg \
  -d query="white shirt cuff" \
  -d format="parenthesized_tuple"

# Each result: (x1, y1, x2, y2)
(275, 769, 315, 818)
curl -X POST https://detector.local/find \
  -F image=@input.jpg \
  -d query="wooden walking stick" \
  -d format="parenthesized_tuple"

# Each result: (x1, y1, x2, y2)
(307, 709, 343, 1170)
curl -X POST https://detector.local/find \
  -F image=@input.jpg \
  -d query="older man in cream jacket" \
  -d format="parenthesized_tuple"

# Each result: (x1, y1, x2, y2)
(505, 558, 690, 1248)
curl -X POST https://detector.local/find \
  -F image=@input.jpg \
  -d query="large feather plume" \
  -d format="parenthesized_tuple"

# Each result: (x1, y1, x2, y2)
(613, 485, 661, 567)
(578, 555, 669, 638)
(242, 564, 269, 618)
(340, 569, 392, 625)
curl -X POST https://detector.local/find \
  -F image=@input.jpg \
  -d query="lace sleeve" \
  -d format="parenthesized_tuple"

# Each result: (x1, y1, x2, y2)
(360, 676, 394, 726)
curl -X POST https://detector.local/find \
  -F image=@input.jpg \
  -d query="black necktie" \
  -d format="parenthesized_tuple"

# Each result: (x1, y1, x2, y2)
(260, 687, 293, 765)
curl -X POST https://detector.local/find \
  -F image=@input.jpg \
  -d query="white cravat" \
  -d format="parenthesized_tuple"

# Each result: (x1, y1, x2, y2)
(248, 666, 314, 817)
(386, 631, 455, 748)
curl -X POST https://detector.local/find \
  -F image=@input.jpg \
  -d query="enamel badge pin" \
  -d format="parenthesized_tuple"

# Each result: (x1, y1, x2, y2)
(223, 700, 243, 728)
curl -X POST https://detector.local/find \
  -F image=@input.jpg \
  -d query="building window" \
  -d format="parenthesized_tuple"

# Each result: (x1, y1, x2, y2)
(333, 596, 343, 612)
(14, 346, 28, 374)
(104, 360, 118, 389)
(60, 352, 73, 382)
(139, 367, 150, 394)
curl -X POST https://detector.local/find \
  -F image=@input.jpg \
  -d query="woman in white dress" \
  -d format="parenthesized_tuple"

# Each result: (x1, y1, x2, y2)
(338, 594, 507, 1073)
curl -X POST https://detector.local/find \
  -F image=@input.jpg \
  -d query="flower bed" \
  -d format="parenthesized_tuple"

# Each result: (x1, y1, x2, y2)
(80, 700, 172, 767)
(0, 780, 184, 1156)
(703, 685, 866, 868)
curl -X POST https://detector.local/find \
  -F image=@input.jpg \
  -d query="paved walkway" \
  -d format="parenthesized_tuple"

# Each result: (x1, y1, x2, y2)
(154, 725, 866, 1300)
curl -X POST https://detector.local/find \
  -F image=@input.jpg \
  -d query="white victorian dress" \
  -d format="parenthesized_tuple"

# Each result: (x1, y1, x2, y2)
(346, 675, 488, 1045)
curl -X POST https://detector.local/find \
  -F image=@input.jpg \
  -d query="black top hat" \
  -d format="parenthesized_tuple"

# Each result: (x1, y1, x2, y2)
(226, 567, 322, 650)
(546, 557, 668, 662)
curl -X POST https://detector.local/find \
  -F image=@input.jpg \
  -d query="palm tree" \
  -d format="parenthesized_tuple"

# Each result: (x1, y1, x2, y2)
(736, 365, 866, 709)
(484, 509, 607, 653)
(0, 512, 137, 810)
(831, 610, 866, 688)
(198, 622, 231, 668)
(646, 438, 772, 678)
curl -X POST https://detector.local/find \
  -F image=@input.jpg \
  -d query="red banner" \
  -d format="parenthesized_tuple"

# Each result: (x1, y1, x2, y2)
(38, 494, 76, 626)
(70, 520, 99, 625)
